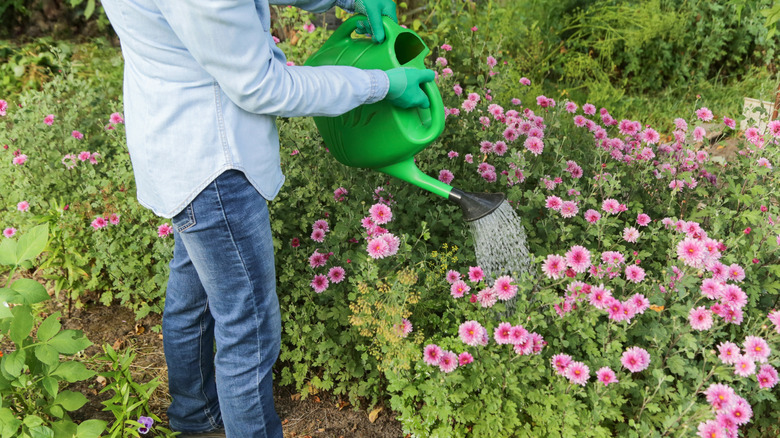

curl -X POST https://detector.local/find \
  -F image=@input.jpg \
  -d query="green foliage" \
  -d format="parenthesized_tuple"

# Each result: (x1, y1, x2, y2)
(0, 45, 173, 318)
(97, 344, 174, 437)
(0, 224, 106, 438)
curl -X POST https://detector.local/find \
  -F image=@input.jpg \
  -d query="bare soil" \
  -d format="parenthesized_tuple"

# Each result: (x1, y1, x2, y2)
(51, 296, 404, 438)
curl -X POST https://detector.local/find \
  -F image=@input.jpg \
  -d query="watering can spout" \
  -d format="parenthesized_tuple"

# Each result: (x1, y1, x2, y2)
(448, 188, 506, 222)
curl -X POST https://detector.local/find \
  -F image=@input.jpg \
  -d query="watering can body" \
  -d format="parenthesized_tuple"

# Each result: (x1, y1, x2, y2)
(304, 16, 450, 197)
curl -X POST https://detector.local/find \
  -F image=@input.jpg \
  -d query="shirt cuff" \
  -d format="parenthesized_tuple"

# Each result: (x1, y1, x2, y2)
(336, 0, 355, 12)
(364, 69, 390, 104)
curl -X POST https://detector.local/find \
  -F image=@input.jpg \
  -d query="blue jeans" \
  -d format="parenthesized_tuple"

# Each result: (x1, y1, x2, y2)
(163, 170, 283, 437)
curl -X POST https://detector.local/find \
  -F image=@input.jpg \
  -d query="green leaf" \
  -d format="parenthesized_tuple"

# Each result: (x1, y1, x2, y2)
(51, 421, 77, 438)
(0, 407, 22, 438)
(11, 279, 50, 305)
(35, 344, 61, 367)
(54, 390, 88, 411)
(51, 361, 95, 383)
(666, 355, 686, 376)
(48, 330, 92, 354)
(16, 224, 49, 263)
(0, 239, 17, 266)
(76, 420, 107, 438)
(37, 312, 62, 342)
(2, 349, 26, 377)
(23, 415, 45, 428)
(84, 0, 96, 19)
(28, 425, 55, 438)
(42, 376, 60, 398)
(0, 300, 12, 319)
(9, 304, 34, 345)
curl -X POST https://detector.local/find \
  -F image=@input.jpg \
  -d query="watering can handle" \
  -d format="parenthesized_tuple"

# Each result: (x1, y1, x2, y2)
(329, 15, 404, 47)
(418, 79, 446, 143)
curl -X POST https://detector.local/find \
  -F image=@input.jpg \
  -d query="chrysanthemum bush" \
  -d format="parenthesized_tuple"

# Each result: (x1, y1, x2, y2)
(0, 64, 177, 317)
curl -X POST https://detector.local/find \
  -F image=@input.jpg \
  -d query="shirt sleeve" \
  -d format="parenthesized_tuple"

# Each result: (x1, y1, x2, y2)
(268, 0, 355, 13)
(154, 0, 387, 118)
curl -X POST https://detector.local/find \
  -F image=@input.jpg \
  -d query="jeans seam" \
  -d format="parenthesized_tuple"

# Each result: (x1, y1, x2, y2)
(199, 300, 218, 428)
(212, 174, 269, 435)
(176, 204, 197, 232)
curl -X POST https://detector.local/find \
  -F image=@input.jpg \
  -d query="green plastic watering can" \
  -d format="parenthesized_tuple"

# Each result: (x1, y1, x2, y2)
(305, 15, 504, 221)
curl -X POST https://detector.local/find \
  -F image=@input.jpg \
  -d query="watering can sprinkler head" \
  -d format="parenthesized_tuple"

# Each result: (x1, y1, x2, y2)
(448, 188, 506, 222)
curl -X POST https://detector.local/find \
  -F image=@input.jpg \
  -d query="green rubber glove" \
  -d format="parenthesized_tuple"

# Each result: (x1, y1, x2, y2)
(385, 67, 435, 109)
(354, 0, 398, 43)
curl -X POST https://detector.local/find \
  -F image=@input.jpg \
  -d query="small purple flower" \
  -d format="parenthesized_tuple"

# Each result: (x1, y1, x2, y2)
(137, 416, 154, 434)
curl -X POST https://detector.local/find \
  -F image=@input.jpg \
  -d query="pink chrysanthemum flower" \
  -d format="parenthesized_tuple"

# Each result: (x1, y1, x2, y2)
(450, 280, 471, 298)
(369, 203, 392, 224)
(588, 285, 612, 309)
(551, 353, 573, 375)
(394, 318, 413, 338)
(12, 154, 28, 165)
(494, 141, 508, 156)
(757, 157, 773, 169)
(366, 237, 390, 259)
(622, 227, 640, 243)
(545, 196, 563, 211)
(560, 201, 578, 218)
(700, 278, 724, 299)
(696, 420, 724, 438)
(109, 112, 124, 124)
(438, 169, 454, 184)
(564, 101, 578, 113)
(601, 251, 625, 266)
(332, 187, 348, 202)
(3, 227, 17, 238)
(423, 344, 443, 366)
(722, 117, 736, 129)
(309, 250, 327, 268)
(688, 306, 713, 331)
(636, 213, 651, 226)
(524, 137, 544, 155)
(630, 294, 650, 314)
(641, 128, 660, 144)
(727, 264, 745, 282)
(757, 364, 778, 389)
(696, 107, 714, 121)
(582, 103, 596, 115)
(624, 265, 646, 283)
(438, 350, 458, 373)
(727, 398, 752, 425)
(476, 287, 497, 308)
(596, 367, 618, 386)
(677, 237, 706, 267)
(458, 352, 474, 366)
(705, 383, 735, 410)
(493, 276, 517, 301)
(565, 361, 590, 386)
(328, 266, 346, 284)
(743, 336, 770, 363)
(17, 201, 29, 212)
(509, 325, 529, 345)
(734, 355, 756, 377)
(445, 270, 461, 284)
(109, 213, 120, 225)
(459, 320, 485, 346)
(157, 223, 172, 237)
(466, 266, 485, 283)
(565, 245, 591, 273)
(44, 114, 55, 125)
(769, 310, 780, 333)
(621, 346, 650, 373)
(91, 217, 108, 230)
(721, 285, 747, 309)
(514, 337, 534, 355)
(542, 254, 566, 279)
(601, 198, 620, 214)
(310, 229, 325, 242)
(494, 322, 513, 345)
(310, 274, 329, 293)
(584, 209, 601, 223)
(313, 219, 329, 232)
(717, 342, 739, 365)
(573, 115, 587, 127)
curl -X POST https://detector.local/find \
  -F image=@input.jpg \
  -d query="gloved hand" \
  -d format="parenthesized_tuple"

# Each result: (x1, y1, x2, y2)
(354, 0, 398, 43)
(385, 67, 435, 109)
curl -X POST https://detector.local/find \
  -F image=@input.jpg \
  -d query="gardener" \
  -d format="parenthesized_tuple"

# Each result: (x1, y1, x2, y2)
(100, 0, 433, 437)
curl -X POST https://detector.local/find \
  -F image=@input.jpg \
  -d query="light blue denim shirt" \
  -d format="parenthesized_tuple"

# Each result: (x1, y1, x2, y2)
(102, 0, 389, 218)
